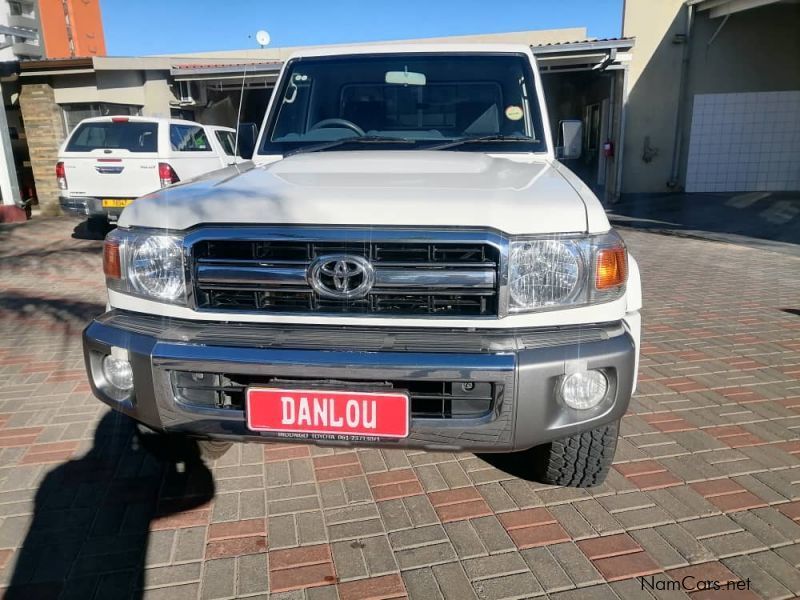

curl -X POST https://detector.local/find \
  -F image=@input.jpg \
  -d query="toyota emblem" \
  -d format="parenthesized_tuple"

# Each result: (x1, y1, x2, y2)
(307, 254, 375, 300)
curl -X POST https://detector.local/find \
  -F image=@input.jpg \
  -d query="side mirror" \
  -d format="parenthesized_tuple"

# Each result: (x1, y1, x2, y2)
(556, 119, 583, 160)
(235, 122, 258, 159)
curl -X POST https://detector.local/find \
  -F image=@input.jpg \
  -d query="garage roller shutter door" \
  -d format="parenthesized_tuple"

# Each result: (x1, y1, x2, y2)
(685, 91, 800, 192)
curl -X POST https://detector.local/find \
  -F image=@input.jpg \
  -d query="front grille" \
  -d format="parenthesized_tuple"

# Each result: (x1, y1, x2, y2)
(192, 237, 500, 317)
(171, 371, 501, 420)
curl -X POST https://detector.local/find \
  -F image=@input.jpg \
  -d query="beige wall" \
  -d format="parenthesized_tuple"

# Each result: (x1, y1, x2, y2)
(676, 3, 800, 185)
(621, 0, 686, 194)
(141, 72, 175, 118)
(158, 27, 588, 62)
(53, 71, 146, 105)
(622, 0, 800, 194)
(50, 69, 174, 117)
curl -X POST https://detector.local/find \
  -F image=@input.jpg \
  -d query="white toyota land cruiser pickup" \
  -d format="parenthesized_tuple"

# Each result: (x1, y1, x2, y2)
(84, 44, 641, 487)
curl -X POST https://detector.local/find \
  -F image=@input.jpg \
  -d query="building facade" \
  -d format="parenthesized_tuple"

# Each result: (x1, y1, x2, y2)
(7, 1, 800, 215)
(0, 0, 106, 211)
(621, 0, 800, 194)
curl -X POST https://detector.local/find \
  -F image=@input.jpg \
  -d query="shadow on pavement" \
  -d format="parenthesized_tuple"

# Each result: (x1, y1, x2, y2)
(0, 292, 104, 327)
(71, 219, 113, 241)
(608, 191, 800, 256)
(477, 446, 549, 483)
(4, 412, 215, 600)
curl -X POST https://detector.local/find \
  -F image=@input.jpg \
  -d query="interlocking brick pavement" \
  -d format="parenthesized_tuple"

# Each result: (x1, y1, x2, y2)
(1, 217, 799, 599)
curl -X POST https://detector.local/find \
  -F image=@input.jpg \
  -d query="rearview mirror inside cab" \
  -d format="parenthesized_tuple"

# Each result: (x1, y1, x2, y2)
(385, 70, 427, 86)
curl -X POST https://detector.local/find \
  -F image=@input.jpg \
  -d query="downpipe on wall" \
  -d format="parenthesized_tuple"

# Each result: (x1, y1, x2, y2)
(667, 3, 694, 189)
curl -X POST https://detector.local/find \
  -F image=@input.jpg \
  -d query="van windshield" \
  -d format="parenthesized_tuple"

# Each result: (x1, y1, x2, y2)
(260, 53, 547, 155)
(66, 121, 158, 153)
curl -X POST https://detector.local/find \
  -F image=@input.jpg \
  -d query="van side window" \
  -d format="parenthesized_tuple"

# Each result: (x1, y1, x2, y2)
(215, 130, 237, 156)
(170, 124, 211, 152)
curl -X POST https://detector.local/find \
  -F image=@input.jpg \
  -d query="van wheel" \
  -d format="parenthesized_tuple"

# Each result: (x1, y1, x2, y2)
(531, 420, 619, 487)
(87, 217, 108, 237)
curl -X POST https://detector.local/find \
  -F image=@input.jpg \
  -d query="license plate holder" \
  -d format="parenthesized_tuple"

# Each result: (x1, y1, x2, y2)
(246, 387, 410, 439)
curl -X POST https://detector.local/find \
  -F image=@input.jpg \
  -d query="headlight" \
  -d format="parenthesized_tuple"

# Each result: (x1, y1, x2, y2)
(509, 240, 583, 309)
(104, 229, 186, 303)
(508, 231, 627, 313)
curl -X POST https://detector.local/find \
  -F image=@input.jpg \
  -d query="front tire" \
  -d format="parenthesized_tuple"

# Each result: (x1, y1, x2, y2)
(134, 423, 233, 462)
(196, 440, 234, 461)
(531, 420, 619, 487)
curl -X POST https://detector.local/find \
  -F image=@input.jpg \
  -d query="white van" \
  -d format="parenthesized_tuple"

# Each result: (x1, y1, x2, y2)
(58, 116, 241, 231)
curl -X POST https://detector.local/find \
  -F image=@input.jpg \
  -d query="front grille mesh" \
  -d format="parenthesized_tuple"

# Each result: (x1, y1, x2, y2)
(171, 372, 501, 420)
(192, 239, 500, 316)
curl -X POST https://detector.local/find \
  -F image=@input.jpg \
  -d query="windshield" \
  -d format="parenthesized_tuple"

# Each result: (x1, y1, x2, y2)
(260, 53, 547, 155)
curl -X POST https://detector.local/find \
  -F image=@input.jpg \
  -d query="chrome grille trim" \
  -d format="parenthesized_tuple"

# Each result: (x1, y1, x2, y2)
(196, 264, 496, 290)
(183, 227, 509, 318)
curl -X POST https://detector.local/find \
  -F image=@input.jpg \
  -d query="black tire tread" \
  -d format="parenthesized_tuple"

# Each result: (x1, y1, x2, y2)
(533, 420, 619, 487)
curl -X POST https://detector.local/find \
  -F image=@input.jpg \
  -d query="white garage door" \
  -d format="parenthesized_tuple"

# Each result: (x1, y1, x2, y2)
(685, 91, 800, 192)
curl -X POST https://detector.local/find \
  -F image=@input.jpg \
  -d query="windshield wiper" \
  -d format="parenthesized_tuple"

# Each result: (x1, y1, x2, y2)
(426, 134, 539, 151)
(286, 136, 415, 156)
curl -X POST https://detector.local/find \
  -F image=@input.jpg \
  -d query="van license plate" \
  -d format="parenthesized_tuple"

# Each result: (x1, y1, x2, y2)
(246, 388, 409, 439)
(102, 199, 133, 208)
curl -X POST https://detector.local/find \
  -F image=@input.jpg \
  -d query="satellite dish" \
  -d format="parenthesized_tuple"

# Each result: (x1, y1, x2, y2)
(255, 30, 271, 47)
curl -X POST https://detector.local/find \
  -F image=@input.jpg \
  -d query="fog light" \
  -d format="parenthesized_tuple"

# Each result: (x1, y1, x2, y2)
(102, 355, 134, 391)
(560, 370, 608, 410)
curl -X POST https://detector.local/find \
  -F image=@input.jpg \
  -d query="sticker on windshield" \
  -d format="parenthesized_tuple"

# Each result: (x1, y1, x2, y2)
(505, 105, 524, 121)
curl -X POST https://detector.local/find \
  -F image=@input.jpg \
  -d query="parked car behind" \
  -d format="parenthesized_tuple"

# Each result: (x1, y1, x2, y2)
(58, 116, 241, 232)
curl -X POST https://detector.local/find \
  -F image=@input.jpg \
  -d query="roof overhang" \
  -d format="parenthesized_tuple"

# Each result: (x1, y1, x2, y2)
(19, 57, 94, 76)
(687, 0, 787, 18)
(532, 38, 635, 73)
(170, 61, 283, 82)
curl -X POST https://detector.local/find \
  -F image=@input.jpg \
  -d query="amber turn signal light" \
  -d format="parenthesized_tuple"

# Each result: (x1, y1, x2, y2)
(103, 240, 121, 280)
(595, 246, 627, 290)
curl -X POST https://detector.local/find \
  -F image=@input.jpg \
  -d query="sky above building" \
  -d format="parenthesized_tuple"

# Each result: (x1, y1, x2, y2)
(103, 0, 624, 56)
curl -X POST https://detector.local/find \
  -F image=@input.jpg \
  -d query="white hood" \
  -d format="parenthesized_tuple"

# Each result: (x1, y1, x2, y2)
(119, 151, 605, 235)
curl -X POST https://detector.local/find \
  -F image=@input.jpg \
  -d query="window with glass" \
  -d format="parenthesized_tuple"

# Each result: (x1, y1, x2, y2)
(261, 53, 547, 156)
(215, 130, 238, 156)
(65, 121, 158, 153)
(62, 103, 141, 136)
(170, 125, 211, 152)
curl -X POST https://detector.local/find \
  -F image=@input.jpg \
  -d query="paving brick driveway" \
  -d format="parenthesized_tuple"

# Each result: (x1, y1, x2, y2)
(1, 218, 799, 600)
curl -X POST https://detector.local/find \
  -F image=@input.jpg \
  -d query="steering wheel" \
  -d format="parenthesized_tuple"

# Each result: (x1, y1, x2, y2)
(309, 118, 365, 136)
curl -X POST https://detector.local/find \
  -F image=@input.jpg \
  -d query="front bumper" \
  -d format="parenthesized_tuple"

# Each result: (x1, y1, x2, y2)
(83, 310, 637, 452)
(59, 196, 125, 221)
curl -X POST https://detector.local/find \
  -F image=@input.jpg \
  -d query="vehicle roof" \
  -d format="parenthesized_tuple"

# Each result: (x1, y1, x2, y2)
(285, 42, 535, 61)
(71, 115, 215, 127)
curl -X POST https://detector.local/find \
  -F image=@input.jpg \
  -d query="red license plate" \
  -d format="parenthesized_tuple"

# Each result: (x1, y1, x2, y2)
(246, 388, 409, 438)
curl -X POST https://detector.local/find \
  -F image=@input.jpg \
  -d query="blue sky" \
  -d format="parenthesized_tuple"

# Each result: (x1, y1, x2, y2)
(103, 0, 624, 56)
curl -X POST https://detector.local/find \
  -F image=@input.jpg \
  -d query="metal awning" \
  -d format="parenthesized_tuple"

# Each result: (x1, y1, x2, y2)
(687, 0, 786, 18)
(532, 38, 635, 73)
(170, 61, 283, 82)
